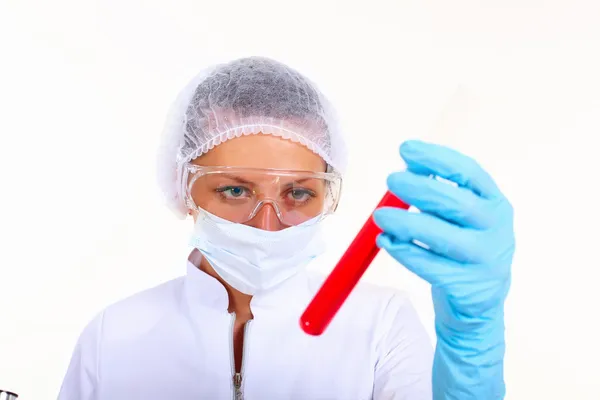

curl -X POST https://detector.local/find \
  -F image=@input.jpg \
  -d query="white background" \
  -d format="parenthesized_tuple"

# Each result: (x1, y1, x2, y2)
(1, 0, 599, 398)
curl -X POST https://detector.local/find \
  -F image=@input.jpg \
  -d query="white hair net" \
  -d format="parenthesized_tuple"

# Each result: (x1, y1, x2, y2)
(157, 56, 348, 218)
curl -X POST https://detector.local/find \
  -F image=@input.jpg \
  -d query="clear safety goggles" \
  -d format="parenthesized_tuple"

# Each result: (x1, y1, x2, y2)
(182, 164, 342, 226)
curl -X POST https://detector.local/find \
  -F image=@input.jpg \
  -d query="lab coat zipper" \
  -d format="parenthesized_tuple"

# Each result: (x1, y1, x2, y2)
(230, 313, 252, 400)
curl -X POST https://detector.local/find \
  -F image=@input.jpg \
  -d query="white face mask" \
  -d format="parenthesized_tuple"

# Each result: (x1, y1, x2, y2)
(190, 211, 326, 295)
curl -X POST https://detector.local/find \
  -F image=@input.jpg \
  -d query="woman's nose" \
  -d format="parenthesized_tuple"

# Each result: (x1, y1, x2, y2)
(246, 203, 286, 231)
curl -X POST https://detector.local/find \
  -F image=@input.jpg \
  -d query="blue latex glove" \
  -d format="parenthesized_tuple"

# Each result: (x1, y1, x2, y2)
(373, 140, 514, 400)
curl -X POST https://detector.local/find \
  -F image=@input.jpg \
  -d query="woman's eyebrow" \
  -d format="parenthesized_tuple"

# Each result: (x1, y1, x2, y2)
(218, 174, 254, 185)
(217, 175, 321, 187)
(283, 178, 310, 184)
(281, 178, 323, 188)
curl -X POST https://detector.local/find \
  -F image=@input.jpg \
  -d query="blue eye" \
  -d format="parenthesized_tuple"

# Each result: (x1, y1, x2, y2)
(288, 189, 314, 202)
(228, 187, 244, 197)
(216, 186, 250, 199)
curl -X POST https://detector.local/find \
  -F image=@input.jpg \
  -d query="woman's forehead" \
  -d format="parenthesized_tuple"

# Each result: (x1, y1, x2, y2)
(192, 134, 326, 171)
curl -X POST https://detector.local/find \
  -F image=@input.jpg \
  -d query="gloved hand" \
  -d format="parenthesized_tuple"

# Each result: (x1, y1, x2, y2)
(373, 140, 514, 400)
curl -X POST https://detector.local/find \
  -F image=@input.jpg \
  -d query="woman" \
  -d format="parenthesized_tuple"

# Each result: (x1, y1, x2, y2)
(59, 57, 514, 399)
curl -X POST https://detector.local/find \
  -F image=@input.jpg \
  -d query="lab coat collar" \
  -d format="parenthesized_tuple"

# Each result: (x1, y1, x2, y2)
(183, 257, 315, 315)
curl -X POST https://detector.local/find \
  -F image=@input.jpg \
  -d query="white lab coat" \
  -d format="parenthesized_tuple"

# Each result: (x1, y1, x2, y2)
(58, 261, 433, 399)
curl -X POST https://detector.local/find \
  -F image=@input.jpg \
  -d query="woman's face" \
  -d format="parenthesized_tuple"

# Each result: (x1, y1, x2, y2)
(191, 134, 327, 231)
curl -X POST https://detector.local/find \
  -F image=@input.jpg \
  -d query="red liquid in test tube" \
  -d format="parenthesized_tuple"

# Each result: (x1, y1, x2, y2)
(300, 190, 409, 336)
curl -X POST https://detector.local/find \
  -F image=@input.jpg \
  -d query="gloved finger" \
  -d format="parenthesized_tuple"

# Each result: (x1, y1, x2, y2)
(373, 207, 484, 264)
(399, 140, 503, 200)
(376, 235, 465, 287)
(386, 170, 495, 229)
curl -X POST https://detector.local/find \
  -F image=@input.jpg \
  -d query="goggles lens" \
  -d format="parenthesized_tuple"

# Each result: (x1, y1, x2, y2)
(184, 165, 342, 226)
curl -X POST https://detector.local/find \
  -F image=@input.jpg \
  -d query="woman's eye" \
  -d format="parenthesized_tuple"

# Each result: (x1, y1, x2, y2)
(217, 186, 249, 198)
(288, 189, 313, 202)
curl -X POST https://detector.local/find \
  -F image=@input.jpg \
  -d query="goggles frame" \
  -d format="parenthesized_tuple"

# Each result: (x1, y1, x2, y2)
(181, 164, 343, 224)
